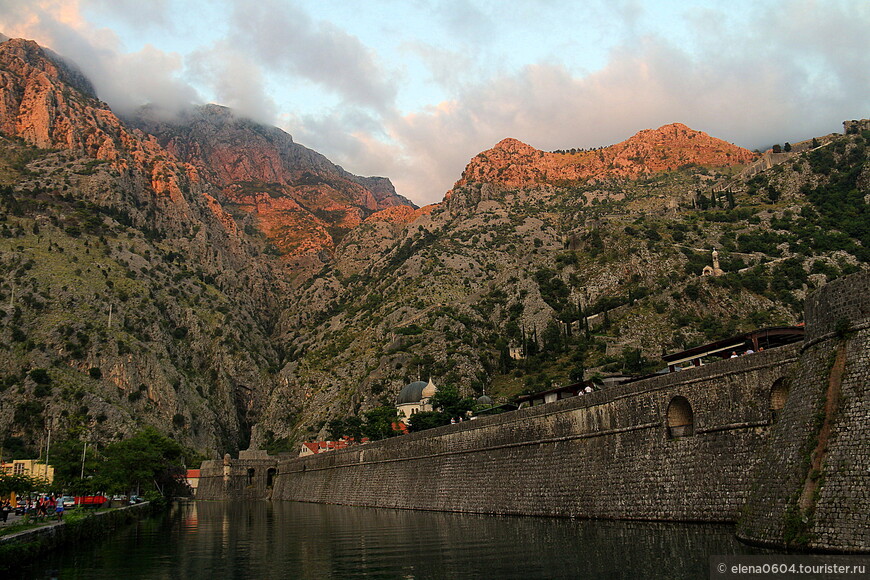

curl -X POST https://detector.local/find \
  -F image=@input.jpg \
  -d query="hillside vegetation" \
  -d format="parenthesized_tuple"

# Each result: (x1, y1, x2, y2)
(257, 129, 868, 449)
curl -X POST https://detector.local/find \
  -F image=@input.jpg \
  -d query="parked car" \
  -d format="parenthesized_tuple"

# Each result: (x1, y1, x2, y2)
(60, 496, 76, 509)
(111, 495, 127, 502)
(128, 495, 144, 504)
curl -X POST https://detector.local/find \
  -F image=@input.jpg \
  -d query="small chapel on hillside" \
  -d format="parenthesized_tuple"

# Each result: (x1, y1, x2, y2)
(701, 249, 725, 277)
(395, 379, 437, 423)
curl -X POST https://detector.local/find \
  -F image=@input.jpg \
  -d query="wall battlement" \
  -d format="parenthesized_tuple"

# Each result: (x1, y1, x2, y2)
(198, 271, 870, 553)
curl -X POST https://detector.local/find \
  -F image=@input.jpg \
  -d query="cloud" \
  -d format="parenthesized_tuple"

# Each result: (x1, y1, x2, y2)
(0, 0, 201, 115)
(81, 0, 172, 32)
(227, 0, 397, 112)
(100, 45, 202, 116)
(187, 42, 277, 124)
(304, 0, 869, 205)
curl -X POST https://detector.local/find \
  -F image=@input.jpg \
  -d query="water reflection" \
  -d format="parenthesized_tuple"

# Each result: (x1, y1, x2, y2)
(21, 501, 770, 579)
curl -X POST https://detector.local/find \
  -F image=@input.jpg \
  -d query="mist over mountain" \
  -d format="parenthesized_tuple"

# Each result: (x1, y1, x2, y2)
(0, 37, 866, 458)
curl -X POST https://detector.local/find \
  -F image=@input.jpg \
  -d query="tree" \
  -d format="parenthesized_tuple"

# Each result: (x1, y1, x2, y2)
(428, 384, 475, 420)
(621, 347, 658, 375)
(407, 411, 451, 432)
(327, 417, 360, 441)
(93, 428, 189, 496)
(362, 406, 399, 440)
(542, 318, 564, 354)
(46, 438, 102, 494)
(784, 142, 792, 152)
(0, 473, 46, 496)
(405, 385, 476, 433)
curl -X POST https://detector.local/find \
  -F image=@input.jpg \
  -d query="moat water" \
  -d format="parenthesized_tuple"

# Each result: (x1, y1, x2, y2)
(20, 501, 770, 579)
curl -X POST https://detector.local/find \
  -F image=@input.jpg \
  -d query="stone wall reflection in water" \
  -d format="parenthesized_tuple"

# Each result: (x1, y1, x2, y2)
(27, 501, 768, 579)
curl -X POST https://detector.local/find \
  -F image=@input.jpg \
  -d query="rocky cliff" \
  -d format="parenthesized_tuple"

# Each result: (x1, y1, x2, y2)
(0, 38, 286, 454)
(125, 104, 415, 256)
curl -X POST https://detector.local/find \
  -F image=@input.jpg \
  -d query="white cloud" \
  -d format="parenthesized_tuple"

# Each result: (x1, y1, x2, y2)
(81, 0, 172, 32)
(0, 0, 201, 115)
(227, 0, 397, 112)
(186, 42, 277, 124)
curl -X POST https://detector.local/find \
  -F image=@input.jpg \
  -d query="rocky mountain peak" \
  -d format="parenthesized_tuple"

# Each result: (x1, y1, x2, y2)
(491, 137, 538, 154)
(0, 37, 96, 99)
(452, 123, 757, 192)
(125, 103, 415, 256)
(0, 36, 416, 260)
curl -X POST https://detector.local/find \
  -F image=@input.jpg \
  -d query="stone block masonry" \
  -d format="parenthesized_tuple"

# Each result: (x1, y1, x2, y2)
(738, 271, 870, 553)
(198, 270, 870, 553)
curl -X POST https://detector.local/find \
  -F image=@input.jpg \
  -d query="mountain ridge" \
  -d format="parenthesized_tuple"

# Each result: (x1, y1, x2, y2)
(452, 123, 757, 193)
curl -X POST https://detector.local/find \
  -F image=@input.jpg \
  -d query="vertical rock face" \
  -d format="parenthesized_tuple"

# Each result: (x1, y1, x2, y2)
(0, 38, 112, 152)
(125, 104, 415, 255)
(452, 123, 757, 191)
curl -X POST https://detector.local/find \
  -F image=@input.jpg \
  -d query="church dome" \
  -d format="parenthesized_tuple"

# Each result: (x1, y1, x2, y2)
(421, 379, 437, 398)
(476, 394, 493, 406)
(396, 381, 428, 405)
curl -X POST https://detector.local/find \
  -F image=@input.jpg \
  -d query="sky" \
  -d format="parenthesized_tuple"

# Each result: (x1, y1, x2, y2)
(1, 0, 869, 205)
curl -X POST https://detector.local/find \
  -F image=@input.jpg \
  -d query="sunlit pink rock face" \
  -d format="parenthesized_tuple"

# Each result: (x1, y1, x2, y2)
(453, 123, 757, 190)
(0, 37, 417, 257)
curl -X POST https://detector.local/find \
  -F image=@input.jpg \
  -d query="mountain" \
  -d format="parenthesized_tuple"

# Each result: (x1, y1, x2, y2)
(0, 38, 288, 454)
(258, 124, 868, 450)
(453, 123, 756, 190)
(125, 105, 415, 258)
(0, 37, 867, 459)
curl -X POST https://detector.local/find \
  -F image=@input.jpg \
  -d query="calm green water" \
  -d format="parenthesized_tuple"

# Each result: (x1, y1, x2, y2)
(19, 501, 768, 579)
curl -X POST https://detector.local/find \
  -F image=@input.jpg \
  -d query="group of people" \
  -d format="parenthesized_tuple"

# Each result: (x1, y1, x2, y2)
(0, 495, 65, 523)
(730, 347, 763, 358)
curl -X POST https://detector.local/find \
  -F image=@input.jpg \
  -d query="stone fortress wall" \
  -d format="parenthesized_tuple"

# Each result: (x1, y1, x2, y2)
(737, 271, 870, 552)
(197, 271, 870, 552)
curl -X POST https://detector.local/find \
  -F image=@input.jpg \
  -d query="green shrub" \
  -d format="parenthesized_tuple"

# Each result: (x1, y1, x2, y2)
(29, 369, 51, 384)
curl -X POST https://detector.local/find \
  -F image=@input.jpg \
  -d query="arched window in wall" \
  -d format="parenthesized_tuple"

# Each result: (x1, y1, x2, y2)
(769, 378, 789, 423)
(247, 468, 255, 486)
(667, 396, 694, 438)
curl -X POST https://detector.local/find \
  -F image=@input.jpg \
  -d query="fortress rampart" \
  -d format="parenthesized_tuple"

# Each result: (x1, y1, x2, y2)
(198, 271, 870, 553)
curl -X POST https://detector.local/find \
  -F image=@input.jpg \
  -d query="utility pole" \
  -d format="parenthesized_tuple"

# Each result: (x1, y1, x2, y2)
(80, 440, 88, 479)
(44, 421, 52, 483)
(108, 303, 113, 328)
